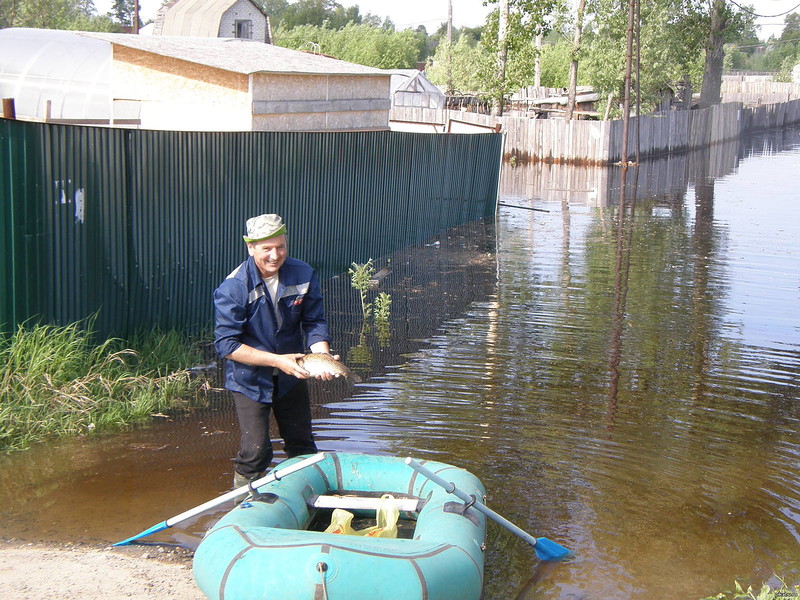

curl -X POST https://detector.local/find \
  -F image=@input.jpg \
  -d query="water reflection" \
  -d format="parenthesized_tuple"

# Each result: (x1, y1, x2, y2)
(1, 127, 799, 600)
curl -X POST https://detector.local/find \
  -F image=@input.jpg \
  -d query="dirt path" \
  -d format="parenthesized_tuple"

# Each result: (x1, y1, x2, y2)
(0, 539, 204, 600)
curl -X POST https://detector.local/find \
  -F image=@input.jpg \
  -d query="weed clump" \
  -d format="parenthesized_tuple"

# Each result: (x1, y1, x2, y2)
(0, 321, 210, 453)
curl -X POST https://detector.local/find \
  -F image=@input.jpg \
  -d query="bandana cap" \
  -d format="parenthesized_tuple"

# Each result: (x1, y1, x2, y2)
(243, 214, 286, 242)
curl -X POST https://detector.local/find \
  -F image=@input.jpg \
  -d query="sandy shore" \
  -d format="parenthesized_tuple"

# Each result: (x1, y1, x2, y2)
(1, 539, 204, 600)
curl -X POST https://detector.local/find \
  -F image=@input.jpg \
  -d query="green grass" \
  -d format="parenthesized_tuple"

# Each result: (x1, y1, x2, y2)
(0, 320, 212, 453)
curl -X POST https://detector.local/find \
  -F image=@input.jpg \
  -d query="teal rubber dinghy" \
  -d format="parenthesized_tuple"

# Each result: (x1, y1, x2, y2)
(193, 452, 487, 600)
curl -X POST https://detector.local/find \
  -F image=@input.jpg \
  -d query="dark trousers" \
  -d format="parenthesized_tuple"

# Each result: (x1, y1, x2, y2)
(232, 380, 317, 479)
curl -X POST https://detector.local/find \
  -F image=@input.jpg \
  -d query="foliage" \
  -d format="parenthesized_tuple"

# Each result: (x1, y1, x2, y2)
(480, 0, 567, 101)
(348, 259, 392, 348)
(373, 292, 392, 348)
(701, 577, 800, 600)
(426, 37, 495, 94)
(0, 0, 116, 30)
(274, 22, 424, 68)
(349, 259, 376, 326)
(107, 0, 135, 27)
(0, 320, 210, 453)
(579, 0, 708, 114)
(538, 38, 574, 87)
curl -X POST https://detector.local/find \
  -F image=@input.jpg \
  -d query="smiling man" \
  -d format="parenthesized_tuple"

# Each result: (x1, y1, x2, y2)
(213, 214, 333, 490)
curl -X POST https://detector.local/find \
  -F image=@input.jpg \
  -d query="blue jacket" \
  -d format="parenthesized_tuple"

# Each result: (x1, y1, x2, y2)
(213, 256, 330, 402)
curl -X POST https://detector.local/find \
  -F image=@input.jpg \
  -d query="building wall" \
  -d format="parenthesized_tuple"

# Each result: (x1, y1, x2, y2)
(218, 0, 268, 42)
(110, 46, 252, 131)
(251, 73, 391, 131)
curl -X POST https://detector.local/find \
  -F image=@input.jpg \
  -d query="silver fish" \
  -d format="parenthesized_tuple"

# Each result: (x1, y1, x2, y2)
(298, 354, 361, 383)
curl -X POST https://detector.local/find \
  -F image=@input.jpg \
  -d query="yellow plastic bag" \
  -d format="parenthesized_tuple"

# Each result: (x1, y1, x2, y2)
(324, 508, 356, 535)
(354, 494, 399, 539)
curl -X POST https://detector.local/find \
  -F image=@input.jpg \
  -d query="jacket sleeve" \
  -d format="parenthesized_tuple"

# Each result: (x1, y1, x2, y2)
(213, 279, 248, 359)
(300, 271, 330, 348)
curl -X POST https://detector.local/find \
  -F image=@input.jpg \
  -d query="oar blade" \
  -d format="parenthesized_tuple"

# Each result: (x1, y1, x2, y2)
(112, 521, 168, 547)
(533, 536, 571, 561)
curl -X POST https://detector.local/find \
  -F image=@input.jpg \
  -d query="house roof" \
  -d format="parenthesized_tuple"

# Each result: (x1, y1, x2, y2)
(78, 32, 389, 77)
(158, 0, 265, 37)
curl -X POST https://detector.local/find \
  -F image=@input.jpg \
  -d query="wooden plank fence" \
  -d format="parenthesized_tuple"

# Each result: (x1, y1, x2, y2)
(721, 80, 800, 104)
(391, 82, 800, 165)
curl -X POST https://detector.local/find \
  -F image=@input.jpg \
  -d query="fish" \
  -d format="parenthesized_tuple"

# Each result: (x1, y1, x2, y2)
(298, 354, 362, 383)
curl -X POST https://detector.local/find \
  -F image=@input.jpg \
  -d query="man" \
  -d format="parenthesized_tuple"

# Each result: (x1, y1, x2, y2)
(213, 214, 334, 489)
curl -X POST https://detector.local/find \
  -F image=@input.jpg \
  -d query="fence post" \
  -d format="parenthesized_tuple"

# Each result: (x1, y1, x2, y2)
(2, 98, 15, 120)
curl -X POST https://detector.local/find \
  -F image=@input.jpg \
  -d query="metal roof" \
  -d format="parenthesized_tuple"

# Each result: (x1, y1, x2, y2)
(159, 0, 265, 38)
(79, 32, 389, 77)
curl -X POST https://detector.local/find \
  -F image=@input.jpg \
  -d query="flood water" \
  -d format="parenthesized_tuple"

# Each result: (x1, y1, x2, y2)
(2, 126, 800, 600)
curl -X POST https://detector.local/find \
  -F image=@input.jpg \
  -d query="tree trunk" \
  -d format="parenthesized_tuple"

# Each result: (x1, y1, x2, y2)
(699, 0, 727, 108)
(534, 33, 542, 88)
(493, 0, 509, 116)
(565, 0, 586, 120)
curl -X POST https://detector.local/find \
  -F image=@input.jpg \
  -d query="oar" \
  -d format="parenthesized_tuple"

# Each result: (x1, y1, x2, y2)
(113, 452, 327, 546)
(404, 458, 571, 561)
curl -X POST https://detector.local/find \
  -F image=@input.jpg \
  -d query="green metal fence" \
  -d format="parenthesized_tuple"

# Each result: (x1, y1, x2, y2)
(1, 120, 502, 337)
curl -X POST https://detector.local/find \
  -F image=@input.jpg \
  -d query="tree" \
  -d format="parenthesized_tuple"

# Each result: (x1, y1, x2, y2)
(481, 0, 562, 109)
(107, 0, 134, 27)
(280, 0, 361, 29)
(1, 0, 115, 30)
(275, 22, 424, 69)
(699, 0, 728, 107)
(426, 36, 494, 95)
(565, 0, 586, 120)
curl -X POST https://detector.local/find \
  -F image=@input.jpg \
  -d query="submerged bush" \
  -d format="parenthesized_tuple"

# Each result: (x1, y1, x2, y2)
(0, 321, 211, 453)
(702, 578, 800, 600)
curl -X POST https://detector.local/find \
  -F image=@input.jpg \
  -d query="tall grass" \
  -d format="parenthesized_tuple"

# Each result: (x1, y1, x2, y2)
(0, 320, 212, 453)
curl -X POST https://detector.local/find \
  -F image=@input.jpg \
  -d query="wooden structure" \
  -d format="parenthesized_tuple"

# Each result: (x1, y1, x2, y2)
(392, 80, 800, 165)
(0, 28, 391, 132)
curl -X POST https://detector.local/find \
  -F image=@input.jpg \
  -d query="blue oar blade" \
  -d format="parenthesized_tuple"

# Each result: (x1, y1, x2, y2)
(533, 536, 572, 561)
(112, 521, 169, 547)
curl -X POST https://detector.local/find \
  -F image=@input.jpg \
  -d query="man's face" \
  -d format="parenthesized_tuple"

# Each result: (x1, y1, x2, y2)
(248, 235, 287, 278)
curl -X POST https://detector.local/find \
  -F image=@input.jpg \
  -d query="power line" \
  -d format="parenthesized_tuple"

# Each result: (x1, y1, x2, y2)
(727, 0, 800, 18)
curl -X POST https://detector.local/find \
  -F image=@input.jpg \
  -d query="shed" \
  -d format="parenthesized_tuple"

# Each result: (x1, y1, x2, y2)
(153, 0, 272, 44)
(390, 70, 445, 109)
(0, 28, 392, 132)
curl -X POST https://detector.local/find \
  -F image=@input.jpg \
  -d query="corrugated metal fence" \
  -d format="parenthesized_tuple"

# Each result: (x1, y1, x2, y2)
(1, 120, 502, 337)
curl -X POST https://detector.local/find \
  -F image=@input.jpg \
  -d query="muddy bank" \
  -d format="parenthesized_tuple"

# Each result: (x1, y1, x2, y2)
(0, 539, 203, 600)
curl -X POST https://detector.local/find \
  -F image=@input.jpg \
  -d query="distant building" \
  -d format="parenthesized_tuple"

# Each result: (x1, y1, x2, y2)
(0, 28, 391, 132)
(153, 0, 272, 44)
(390, 70, 445, 109)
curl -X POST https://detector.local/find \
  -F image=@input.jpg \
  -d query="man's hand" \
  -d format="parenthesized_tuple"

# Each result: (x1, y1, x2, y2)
(274, 353, 311, 378)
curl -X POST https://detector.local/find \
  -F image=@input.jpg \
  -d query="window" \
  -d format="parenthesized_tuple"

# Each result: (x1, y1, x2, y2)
(235, 20, 252, 39)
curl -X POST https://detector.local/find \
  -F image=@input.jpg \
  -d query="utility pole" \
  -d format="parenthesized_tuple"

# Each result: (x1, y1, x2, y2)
(447, 0, 452, 44)
(620, 0, 635, 165)
(133, 0, 140, 33)
(447, 0, 453, 93)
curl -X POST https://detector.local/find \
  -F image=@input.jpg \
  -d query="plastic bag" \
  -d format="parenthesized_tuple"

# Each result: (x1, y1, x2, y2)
(324, 508, 356, 535)
(322, 495, 399, 539)
(354, 494, 400, 539)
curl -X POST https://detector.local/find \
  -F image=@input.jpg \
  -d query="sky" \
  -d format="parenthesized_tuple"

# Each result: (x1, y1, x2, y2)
(95, 0, 799, 41)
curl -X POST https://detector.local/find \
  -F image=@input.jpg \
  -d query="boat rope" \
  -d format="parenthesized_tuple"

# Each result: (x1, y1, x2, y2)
(316, 562, 329, 600)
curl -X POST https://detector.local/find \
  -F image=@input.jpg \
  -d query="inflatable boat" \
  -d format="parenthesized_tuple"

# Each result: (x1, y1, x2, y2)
(193, 452, 487, 600)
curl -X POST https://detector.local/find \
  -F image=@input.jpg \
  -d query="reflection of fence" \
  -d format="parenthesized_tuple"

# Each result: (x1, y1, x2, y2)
(0, 120, 502, 336)
(496, 127, 795, 208)
(392, 97, 800, 165)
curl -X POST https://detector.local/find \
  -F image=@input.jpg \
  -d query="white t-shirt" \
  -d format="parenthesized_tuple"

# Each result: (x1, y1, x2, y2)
(263, 275, 282, 329)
